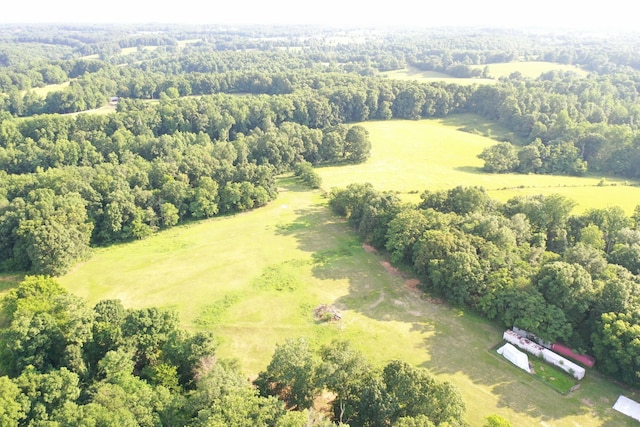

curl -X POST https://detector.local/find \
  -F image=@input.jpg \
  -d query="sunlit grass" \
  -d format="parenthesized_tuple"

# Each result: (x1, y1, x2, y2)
(177, 39, 201, 47)
(54, 176, 637, 425)
(121, 46, 159, 55)
(318, 116, 640, 214)
(381, 67, 495, 85)
(65, 104, 117, 116)
(4, 114, 639, 425)
(472, 61, 589, 79)
(28, 81, 70, 97)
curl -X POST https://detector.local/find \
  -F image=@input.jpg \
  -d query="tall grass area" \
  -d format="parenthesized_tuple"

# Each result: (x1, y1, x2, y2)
(318, 117, 640, 214)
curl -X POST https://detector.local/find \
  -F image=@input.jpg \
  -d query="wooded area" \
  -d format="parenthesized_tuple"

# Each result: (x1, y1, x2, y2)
(329, 183, 640, 389)
(2, 23, 640, 426)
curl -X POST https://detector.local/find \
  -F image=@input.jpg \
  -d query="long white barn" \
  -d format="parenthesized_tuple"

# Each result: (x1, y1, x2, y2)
(503, 330, 585, 380)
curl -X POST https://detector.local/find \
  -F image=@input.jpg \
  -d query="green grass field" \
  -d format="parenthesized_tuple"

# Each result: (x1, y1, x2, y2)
(472, 61, 589, 79)
(121, 46, 159, 55)
(66, 104, 117, 116)
(381, 67, 495, 85)
(8, 115, 640, 425)
(318, 117, 640, 214)
(381, 62, 586, 84)
(177, 39, 201, 47)
(55, 175, 639, 426)
(27, 81, 71, 97)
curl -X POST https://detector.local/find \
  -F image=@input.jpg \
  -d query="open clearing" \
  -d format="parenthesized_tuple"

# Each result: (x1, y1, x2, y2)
(177, 38, 201, 47)
(121, 45, 159, 55)
(66, 104, 117, 116)
(382, 62, 587, 84)
(318, 116, 640, 214)
(381, 67, 495, 85)
(472, 61, 589, 79)
(27, 81, 71, 97)
(11, 115, 640, 426)
(57, 176, 638, 426)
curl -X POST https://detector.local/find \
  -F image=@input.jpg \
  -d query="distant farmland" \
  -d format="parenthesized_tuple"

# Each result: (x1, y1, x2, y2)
(473, 61, 589, 79)
(318, 116, 640, 214)
(381, 66, 495, 85)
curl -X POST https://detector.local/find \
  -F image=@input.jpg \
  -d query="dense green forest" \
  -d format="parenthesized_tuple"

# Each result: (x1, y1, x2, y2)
(4, 25, 640, 275)
(2, 23, 640, 425)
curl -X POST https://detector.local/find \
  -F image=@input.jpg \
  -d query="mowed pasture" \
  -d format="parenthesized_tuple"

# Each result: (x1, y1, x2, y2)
(66, 104, 117, 116)
(473, 61, 589, 79)
(26, 81, 71, 97)
(318, 116, 640, 214)
(121, 45, 159, 55)
(31, 115, 640, 425)
(381, 66, 495, 85)
(56, 175, 639, 426)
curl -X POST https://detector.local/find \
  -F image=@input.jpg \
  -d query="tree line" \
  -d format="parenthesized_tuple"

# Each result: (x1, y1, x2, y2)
(329, 183, 640, 388)
(0, 95, 371, 276)
(4, 24, 640, 182)
(0, 275, 476, 427)
(4, 56, 640, 181)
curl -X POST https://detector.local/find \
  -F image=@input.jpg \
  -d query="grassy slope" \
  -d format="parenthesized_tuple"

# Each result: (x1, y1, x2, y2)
(318, 116, 640, 214)
(474, 61, 589, 79)
(41, 116, 640, 426)
(121, 46, 159, 55)
(58, 175, 639, 426)
(66, 105, 117, 116)
(27, 81, 71, 97)
(381, 67, 495, 85)
(382, 62, 586, 85)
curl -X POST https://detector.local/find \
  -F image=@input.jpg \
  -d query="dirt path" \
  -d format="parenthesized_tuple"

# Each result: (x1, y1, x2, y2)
(369, 291, 385, 309)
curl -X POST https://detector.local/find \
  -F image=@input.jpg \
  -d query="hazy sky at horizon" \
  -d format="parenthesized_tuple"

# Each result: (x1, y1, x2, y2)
(0, 0, 636, 31)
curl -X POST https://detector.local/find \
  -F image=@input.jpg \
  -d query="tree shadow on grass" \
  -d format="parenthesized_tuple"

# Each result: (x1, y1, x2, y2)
(0, 273, 24, 297)
(276, 202, 633, 425)
(438, 114, 524, 145)
(453, 165, 486, 175)
(276, 175, 315, 193)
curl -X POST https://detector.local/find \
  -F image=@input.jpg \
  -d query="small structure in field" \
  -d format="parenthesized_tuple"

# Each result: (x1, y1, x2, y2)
(504, 329, 544, 357)
(513, 327, 551, 348)
(314, 304, 342, 322)
(497, 343, 531, 373)
(503, 330, 586, 380)
(540, 348, 585, 380)
(551, 343, 596, 368)
(613, 395, 640, 422)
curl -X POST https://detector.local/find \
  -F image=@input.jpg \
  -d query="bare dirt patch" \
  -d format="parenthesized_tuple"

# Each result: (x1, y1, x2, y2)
(380, 260, 400, 276)
(405, 278, 420, 290)
(313, 390, 336, 416)
(362, 243, 377, 253)
(581, 398, 594, 407)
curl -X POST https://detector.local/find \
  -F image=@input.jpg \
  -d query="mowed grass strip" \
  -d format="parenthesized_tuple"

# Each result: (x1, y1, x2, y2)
(318, 117, 640, 214)
(56, 174, 636, 426)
